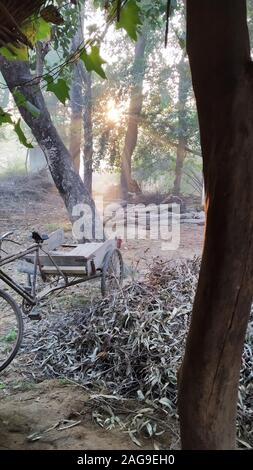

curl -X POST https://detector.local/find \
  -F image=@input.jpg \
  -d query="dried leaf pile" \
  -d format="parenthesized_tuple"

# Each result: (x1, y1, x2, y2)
(20, 257, 252, 448)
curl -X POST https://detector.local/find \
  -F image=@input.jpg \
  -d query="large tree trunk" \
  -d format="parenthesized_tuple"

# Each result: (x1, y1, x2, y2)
(178, 0, 253, 449)
(173, 57, 190, 195)
(120, 32, 146, 199)
(82, 70, 93, 196)
(0, 56, 96, 229)
(69, 26, 83, 173)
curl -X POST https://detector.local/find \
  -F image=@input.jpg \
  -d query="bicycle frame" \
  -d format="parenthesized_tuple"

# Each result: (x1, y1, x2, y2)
(0, 244, 40, 306)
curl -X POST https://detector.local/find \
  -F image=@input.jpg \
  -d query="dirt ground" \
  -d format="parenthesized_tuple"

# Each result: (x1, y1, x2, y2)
(0, 177, 204, 450)
(0, 380, 173, 450)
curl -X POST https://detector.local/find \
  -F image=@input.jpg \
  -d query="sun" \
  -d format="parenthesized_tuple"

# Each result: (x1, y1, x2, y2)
(107, 99, 121, 124)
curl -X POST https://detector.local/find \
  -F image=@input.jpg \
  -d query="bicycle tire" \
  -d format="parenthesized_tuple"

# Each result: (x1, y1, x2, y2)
(0, 289, 24, 372)
(101, 249, 124, 297)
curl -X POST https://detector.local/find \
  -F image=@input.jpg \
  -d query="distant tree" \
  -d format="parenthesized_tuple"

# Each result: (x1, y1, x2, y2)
(172, 54, 191, 195)
(120, 29, 147, 198)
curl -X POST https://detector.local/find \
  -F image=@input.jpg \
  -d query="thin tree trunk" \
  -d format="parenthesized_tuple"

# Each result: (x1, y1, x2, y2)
(82, 69, 93, 195)
(35, 40, 49, 78)
(173, 57, 190, 195)
(69, 26, 83, 173)
(173, 136, 186, 195)
(120, 32, 147, 199)
(0, 56, 96, 231)
(178, 0, 253, 449)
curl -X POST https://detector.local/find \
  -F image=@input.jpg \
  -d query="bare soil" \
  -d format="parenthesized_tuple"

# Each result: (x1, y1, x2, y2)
(0, 380, 167, 450)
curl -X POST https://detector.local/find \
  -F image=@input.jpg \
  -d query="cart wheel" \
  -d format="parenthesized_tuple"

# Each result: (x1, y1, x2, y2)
(0, 289, 24, 372)
(101, 249, 124, 297)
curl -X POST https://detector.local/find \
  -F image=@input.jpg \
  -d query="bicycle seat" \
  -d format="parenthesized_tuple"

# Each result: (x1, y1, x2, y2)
(31, 231, 49, 244)
(0, 231, 14, 241)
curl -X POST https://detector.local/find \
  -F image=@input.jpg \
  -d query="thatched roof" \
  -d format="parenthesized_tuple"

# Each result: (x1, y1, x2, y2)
(0, 0, 46, 49)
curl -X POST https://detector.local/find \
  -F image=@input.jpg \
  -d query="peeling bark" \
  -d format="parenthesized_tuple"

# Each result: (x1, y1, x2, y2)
(178, 0, 253, 449)
(35, 40, 50, 78)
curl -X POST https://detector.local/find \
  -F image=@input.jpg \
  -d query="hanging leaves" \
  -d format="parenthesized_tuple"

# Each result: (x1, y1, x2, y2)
(115, 0, 142, 41)
(0, 17, 51, 61)
(0, 44, 29, 61)
(44, 75, 70, 105)
(0, 108, 13, 126)
(13, 89, 41, 118)
(80, 45, 107, 79)
(34, 17, 51, 42)
(0, 107, 33, 148)
(14, 119, 33, 148)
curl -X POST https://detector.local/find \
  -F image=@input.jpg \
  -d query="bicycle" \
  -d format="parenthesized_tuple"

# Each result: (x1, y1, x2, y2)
(0, 230, 123, 372)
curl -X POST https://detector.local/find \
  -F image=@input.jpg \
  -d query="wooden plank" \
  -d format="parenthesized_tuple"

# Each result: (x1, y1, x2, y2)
(41, 265, 87, 275)
(44, 229, 65, 251)
(69, 242, 110, 259)
(83, 239, 117, 269)
(23, 240, 117, 272)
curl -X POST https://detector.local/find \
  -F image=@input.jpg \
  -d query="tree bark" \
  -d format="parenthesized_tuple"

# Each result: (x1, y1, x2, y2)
(173, 137, 187, 195)
(173, 57, 190, 195)
(69, 26, 83, 173)
(82, 69, 93, 196)
(35, 40, 50, 78)
(120, 32, 147, 199)
(0, 56, 96, 229)
(178, 0, 253, 449)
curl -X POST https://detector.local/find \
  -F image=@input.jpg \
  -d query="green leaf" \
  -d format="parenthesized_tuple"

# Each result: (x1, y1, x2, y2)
(14, 119, 33, 149)
(0, 45, 28, 61)
(0, 107, 13, 125)
(44, 75, 70, 105)
(34, 18, 51, 42)
(116, 0, 142, 41)
(80, 46, 107, 79)
(13, 89, 40, 118)
(0, 17, 50, 61)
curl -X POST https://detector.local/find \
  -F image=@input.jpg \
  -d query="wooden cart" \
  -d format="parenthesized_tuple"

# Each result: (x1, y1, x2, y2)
(19, 230, 124, 313)
(0, 230, 124, 371)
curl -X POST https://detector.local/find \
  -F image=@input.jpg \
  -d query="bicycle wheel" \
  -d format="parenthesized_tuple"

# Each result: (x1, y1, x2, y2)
(101, 249, 124, 297)
(0, 289, 23, 372)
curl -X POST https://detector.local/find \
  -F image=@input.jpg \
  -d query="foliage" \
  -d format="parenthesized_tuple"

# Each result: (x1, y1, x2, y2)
(115, 0, 142, 40)
(0, 0, 201, 193)
(80, 46, 107, 79)
(14, 119, 33, 149)
(0, 17, 51, 61)
(0, 107, 33, 148)
(44, 75, 70, 105)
